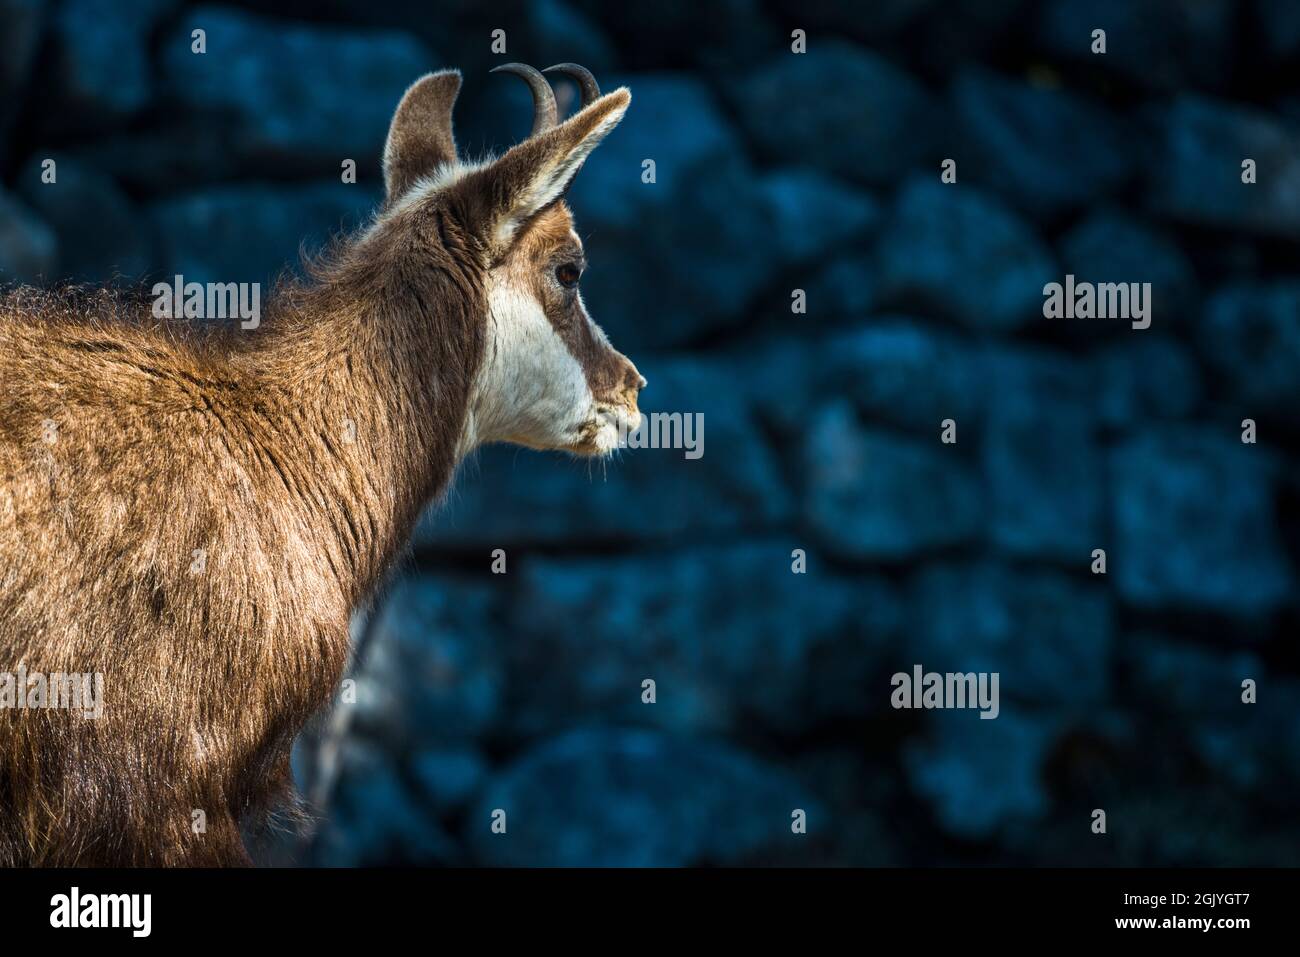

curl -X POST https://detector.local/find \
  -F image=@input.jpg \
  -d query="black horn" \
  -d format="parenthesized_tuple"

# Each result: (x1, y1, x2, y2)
(543, 63, 601, 110)
(490, 62, 558, 136)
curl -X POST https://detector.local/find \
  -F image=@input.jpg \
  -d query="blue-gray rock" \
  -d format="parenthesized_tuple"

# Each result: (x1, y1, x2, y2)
(504, 542, 901, 738)
(1257, 0, 1300, 61)
(735, 323, 978, 442)
(571, 0, 774, 71)
(161, 7, 434, 174)
(418, 356, 792, 546)
(254, 0, 497, 68)
(909, 0, 1028, 70)
(569, 74, 773, 349)
(1193, 725, 1267, 792)
(568, 73, 736, 218)
(311, 739, 456, 866)
(410, 747, 488, 815)
(952, 69, 1134, 222)
(973, 344, 1115, 570)
(727, 41, 940, 186)
(786, 749, 901, 865)
(149, 182, 377, 288)
(18, 158, 153, 282)
(0, 0, 45, 127)
(1059, 209, 1198, 320)
(821, 319, 980, 432)
(1121, 633, 1261, 717)
(909, 562, 1114, 706)
(978, 343, 1095, 409)
(1147, 96, 1300, 237)
(43, 0, 177, 131)
(470, 729, 822, 866)
(757, 168, 879, 267)
(799, 250, 880, 324)
(1110, 429, 1293, 615)
(1190, 678, 1300, 791)
(876, 178, 1056, 331)
(525, 0, 615, 74)
(763, 0, 934, 42)
(982, 391, 1103, 561)
(1200, 282, 1300, 409)
(725, 336, 822, 438)
(1091, 337, 1202, 429)
(1035, 0, 1234, 92)
(1098, 785, 1300, 865)
(804, 402, 982, 561)
(352, 574, 503, 747)
(904, 707, 1060, 841)
(67, 120, 249, 195)
(0, 189, 58, 285)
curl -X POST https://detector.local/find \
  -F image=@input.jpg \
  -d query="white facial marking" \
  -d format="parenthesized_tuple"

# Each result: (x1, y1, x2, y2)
(461, 271, 600, 455)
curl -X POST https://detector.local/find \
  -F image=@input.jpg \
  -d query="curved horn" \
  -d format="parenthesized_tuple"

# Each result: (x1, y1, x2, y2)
(543, 63, 601, 110)
(490, 62, 558, 136)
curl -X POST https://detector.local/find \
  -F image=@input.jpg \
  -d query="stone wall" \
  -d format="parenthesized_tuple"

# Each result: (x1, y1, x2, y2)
(1, 0, 1297, 865)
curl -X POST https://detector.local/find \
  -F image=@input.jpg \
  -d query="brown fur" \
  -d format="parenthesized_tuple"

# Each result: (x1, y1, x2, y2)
(0, 70, 636, 865)
(511, 205, 643, 419)
(382, 71, 463, 208)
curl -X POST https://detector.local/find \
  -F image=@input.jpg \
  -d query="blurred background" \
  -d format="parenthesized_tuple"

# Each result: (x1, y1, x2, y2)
(1, 0, 1298, 866)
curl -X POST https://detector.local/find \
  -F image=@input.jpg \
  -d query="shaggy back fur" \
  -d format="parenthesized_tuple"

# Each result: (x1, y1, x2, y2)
(0, 67, 638, 865)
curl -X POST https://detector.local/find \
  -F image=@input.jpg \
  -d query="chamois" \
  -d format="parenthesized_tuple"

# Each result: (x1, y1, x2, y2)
(0, 63, 643, 866)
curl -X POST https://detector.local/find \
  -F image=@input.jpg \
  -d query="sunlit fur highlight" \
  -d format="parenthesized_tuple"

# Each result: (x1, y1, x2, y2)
(0, 70, 638, 867)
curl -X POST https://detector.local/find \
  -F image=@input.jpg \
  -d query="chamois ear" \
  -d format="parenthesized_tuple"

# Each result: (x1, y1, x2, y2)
(451, 87, 630, 255)
(383, 69, 462, 208)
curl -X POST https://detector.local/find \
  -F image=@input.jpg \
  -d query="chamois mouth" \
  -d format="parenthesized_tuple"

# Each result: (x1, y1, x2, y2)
(568, 404, 640, 457)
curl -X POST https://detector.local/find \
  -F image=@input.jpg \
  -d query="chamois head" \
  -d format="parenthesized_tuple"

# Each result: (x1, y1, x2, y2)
(374, 63, 644, 457)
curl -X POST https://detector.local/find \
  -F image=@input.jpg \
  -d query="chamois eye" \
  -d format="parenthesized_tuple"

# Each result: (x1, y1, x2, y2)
(555, 263, 581, 288)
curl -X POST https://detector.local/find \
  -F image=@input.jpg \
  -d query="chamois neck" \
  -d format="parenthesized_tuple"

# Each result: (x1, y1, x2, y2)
(242, 255, 484, 605)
